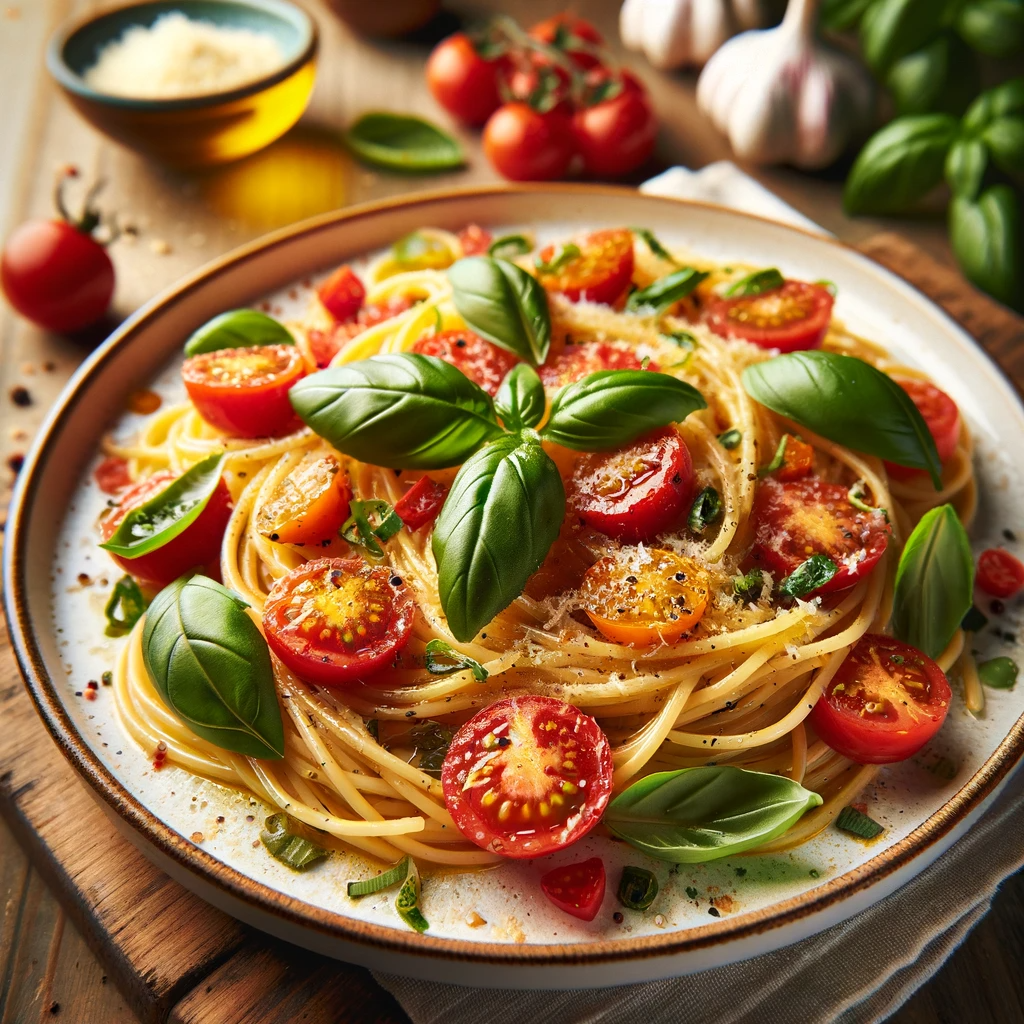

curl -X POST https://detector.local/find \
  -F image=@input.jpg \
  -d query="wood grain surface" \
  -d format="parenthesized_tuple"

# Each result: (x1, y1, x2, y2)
(1, 1, 1022, 1022)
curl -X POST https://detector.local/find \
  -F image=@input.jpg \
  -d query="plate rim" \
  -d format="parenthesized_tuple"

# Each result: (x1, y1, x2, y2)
(6, 182, 1024, 967)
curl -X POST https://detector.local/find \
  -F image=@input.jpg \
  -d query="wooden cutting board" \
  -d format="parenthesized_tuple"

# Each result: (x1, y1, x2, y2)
(0, 233, 1021, 1024)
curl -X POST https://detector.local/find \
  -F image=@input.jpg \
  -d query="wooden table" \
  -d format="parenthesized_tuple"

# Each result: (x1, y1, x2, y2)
(0, 1, 1020, 1021)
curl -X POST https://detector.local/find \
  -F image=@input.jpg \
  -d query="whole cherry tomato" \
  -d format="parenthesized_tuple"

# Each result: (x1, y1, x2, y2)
(529, 13, 604, 69)
(977, 548, 1024, 599)
(483, 103, 575, 182)
(426, 33, 504, 125)
(573, 72, 657, 179)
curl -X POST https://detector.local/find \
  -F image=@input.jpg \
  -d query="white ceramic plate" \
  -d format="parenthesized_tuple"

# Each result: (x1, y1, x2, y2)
(6, 186, 1024, 988)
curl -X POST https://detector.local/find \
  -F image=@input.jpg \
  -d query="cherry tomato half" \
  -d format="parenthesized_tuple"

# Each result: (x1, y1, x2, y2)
(483, 104, 575, 182)
(749, 478, 890, 596)
(255, 453, 352, 545)
(441, 694, 613, 858)
(94, 455, 132, 495)
(539, 339, 650, 389)
(572, 428, 694, 543)
(810, 634, 951, 764)
(262, 558, 416, 685)
(884, 378, 961, 482)
(100, 469, 233, 588)
(412, 329, 520, 396)
(705, 280, 834, 352)
(573, 72, 657, 179)
(457, 224, 493, 257)
(580, 548, 711, 645)
(394, 475, 449, 532)
(540, 858, 606, 921)
(536, 228, 635, 305)
(530, 13, 604, 69)
(427, 33, 504, 125)
(317, 265, 365, 323)
(182, 344, 306, 438)
(977, 548, 1024, 599)
(305, 297, 415, 368)
(773, 435, 814, 481)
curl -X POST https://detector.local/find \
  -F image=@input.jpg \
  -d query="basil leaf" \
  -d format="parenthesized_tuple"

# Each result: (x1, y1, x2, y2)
(432, 434, 565, 642)
(495, 363, 546, 430)
(843, 114, 958, 214)
(957, 0, 1024, 58)
(100, 453, 227, 558)
(142, 575, 285, 760)
(983, 117, 1024, 184)
(631, 227, 677, 264)
(343, 112, 464, 172)
(625, 268, 708, 315)
(860, 0, 948, 72)
(542, 371, 707, 451)
(409, 720, 454, 777)
(779, 555, 838, 598)
(290, 354, 503, 470)
(688, 486, 722, 533)
(963, 78, 1024, 135)
(733, 569, 766, 600)
(718, 428, 742, 450)
(104, 575, 149, 638)
(891, 504, 974, 658)
(348, 857, 409, 898)
(835, 805, 885, 839)
(341, 499, 403, 557)
(945, 137, 988, 200)
(741, 351, 943, 487)
(534, 243, 581, 275)
(488, 234, 532, 260)
(260, 813, 328, 871)
(724, 268, 785, 297)
(184, 309, 293, 357)
(886, 33, 979, 117)
(950, 185, 1022, 310)
(604, 766, 823, 863)
(617, 866, 659, 910)
(424, 639, 488, 682)
(448, 257, 551, 365)
(978, 656, 1019, 689)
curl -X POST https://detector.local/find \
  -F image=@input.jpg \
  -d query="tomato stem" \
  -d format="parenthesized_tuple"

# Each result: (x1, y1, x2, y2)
(54, 167, 120, 245)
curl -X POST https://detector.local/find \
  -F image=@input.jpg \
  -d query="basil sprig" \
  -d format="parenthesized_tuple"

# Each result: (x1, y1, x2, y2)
(448, 256, 551, 365)
(184, 309, 293, 357)
(626, 268, 709, 315)
(604, 766, 823, 863)
(100, 453, 227, 559)
(104, 575, 149, 637)
(424, 639, 488, 681)
(741, 351, 943, 487)
(891, 504, 973, 658)
(341, 499, 403, 557)
(724, 268, 785, 297)
(142, 575, 285, 760)
(343, 112, 464, 172)
(495, 363, 546, 430)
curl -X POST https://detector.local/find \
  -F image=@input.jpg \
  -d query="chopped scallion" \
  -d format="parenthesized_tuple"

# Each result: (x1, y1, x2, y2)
(396, 861, 429, 933)
(835, 805, 884, 840)
(424, 638, 488, 681)
(347, 856, 410, 898)
(104, 575, 149, 638)
(759, 434, 789, 476)
(617, 866, 659, 910)
(260, 813, 329, 871)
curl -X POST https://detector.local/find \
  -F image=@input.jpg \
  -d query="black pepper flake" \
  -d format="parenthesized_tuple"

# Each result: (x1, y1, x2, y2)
(390, 575, 403, 586)
(613, 912, 624, 923)
(48, 1002, 60, 1015)
(7, 453, 24, 475)
(991, 599, 1006, 615)
(1004, 529, 1017, 542)
(9, 385, 31, 407)
(707, 906, 720, 918)
(43, 360, 56, 372)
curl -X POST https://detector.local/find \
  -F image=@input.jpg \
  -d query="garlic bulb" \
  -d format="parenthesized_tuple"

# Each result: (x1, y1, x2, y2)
(620, 0, 766, 69)
(696, 0, 874, 169)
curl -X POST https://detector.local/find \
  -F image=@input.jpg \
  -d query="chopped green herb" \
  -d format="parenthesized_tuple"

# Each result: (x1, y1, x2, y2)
(341, 499, 404, 557)
(488, 234, 532, 260)
(617, 866, 659, 910)
(733, 569, 766, 601)
(424, 639, 488, 681)
(366, 718, 379, 741)
(961, 606, 990, 633)
(717, 428, 742, 450)
(631, 227, 677, 264)
(734, 866, 747, 877)
(101, 670, 113, 686)
(659, 330, 697, 349)
(626, 268, 708, 315)
(848, 480, 886, 517)
(641, 355, 651, 370)
(779, 555, 838, 599)
(725, 268, 785, 297)
(535, 243, 581, 275)
(409, 721, 454, 778)
(978, 656, 1018, 690)
(348, 856, 410, 898)
(104, 575, 149, 638)
(685, 885, 699, 900)
(759, 434, 789, 476)
(396, 861, 429, 933)
(260, 813, 329, 871)
(688, 486, 722, 533)
(835, 805, 884, 840)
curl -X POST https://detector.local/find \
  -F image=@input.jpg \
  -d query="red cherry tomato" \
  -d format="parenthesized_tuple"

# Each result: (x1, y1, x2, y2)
(773, 435, 814, 481)
(572, 428, 694, 543)
(529, 13, 604, 69)
(441, 694, 613, 858)
(426, 33, 504, 125)
(262, 558, 416, 685)
(705, 280, 834, 352)
(412, 328, 520, 396)
(750, 478, 890, 596)
(317, 265, 365, 323)
(394, 475, 449, 532)
(810, 634, 951, 764)
(540, 340, 651, 389)
(540, 858, 606, 921)
(457, 224, 493, 257)
(182, 344, 306, 438)
(505, 58, 574, 119)
(100, 470, 233, 588)
(483, 103, 575, 182)
(884, 378, 961, 481)
(977, 548, 1024, 599)
(536, 229, 635, 305)
(573, 72, 657, 179)
(305, 297, 415, 368)
(94, 455, 132, 495)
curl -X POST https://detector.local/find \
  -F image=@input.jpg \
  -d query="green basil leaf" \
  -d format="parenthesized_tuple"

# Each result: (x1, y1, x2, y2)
(724, 268, 785, 297)
(424, 639, 488, 682)
(260, 813, 329, 871)
(432, 434, 565, 642)
(978, 656, 1019, 689)
(542, 370, 706, 451)
(950, 185, 1022, 310)
(341, 499, 403, 557)
(604, 766, 823, 863)
(348, 857, 409, 898)
(957, 0, 1024, 57)
(835, 805, 885, 839)
(100, 453, 227, 558)
(409, 720, 454, 777)
(844, 114, 958, 214)
(961, 605, 990, 632)
(688, 486, 722, 533)
(625, 268, 708, 315)
(395, 861, 429, 932)
(142, 575, 285, 760)
(945, 137, 988, 199)
(289, 354, 503, 470)
(448, 256, 551, 365)
(343, 112, 464, 172)
(891, 504, 974, 658)
(733, 569, 766, 600)
(104, 575, 149, 638)
(886, 33, 979, 116)
(779, 555, 839, 598)
(184, 309, 294, 357)
(741, 351, 943, 486)
(534, 243, 581, 275)
(617, 866, 659, 910)
(860, 0, 949, 72)
(631, 227, 677, 264)
(487, 234, 532, 260)
(963, 78, 1024, 134)
(821, 0, 874, 30)
(717, 428, 742, 450)
(983, 117, 1024, 184)
(659, 330, 697, 349)
(495, 363, 546, 430)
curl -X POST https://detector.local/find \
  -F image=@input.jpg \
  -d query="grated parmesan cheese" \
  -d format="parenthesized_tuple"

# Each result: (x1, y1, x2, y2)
(83, 13, 285, 99)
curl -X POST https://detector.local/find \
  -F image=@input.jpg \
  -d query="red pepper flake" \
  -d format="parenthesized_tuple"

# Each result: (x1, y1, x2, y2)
(86, 679, 98, 689)
(153, 741, 168, 770)
(84, 689, 97, 701)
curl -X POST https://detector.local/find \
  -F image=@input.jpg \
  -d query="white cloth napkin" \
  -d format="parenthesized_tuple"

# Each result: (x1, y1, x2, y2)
(374, 164, 1024, 1024)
